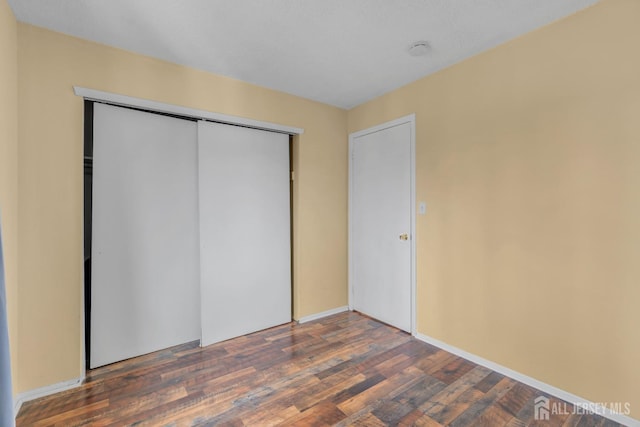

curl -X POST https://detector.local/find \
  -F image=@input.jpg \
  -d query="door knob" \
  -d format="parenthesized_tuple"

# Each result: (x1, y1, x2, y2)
(399, 233, 409, 241)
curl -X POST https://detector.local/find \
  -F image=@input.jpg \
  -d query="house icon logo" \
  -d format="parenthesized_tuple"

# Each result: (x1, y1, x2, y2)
(534, 396, 550, 420)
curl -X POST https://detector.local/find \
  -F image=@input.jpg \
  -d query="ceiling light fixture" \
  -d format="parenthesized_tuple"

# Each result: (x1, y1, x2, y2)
(408, 41, 431, 57)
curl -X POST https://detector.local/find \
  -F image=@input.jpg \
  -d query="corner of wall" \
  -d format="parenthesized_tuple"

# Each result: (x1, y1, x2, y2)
(0, 0, 20, 404)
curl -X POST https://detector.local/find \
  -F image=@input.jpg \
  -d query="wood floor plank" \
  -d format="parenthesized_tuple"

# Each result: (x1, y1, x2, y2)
(430, 356, 477, 385)
(335, 366, 426, 425)
(415, 349, 459, 376)
(337, 366, 425, 416)
(329, 373, 386, 407)
(429, 385, 485, 425)
(497, 382, 539, 416)
(475, 370, 507, 392)
(344, 412, 388, 427)
(563, 413, 586, 427)
(417, 364, 493, 416)
(15, 312, 628, 427)
(293, 372, 367, 412)
(372, 399, 416, 425)
(401, 410, 446, 427)
(447, 376, 517, 427)
(30, 400, 109, 427)
(391, 374, 448, 415)
(279, 401, 346, 427)
(473, 402, 516, 426)
(240, 403, 300, 426)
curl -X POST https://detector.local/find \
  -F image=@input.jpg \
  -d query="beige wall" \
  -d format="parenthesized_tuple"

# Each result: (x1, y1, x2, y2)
(349, 0, 639, 417)
(0, 0, 18, 396)
(16, 23, 347, 392)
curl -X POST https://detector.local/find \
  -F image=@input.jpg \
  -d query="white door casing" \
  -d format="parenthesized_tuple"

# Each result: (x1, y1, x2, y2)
(349, 114, 416, 333)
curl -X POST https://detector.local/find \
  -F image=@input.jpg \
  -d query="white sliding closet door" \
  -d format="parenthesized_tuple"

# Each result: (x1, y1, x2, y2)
(198, 121, 291, 346)
(91, 104, 200, 368)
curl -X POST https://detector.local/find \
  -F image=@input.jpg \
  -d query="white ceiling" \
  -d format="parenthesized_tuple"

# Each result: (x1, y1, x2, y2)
(8, 0, 598, 109)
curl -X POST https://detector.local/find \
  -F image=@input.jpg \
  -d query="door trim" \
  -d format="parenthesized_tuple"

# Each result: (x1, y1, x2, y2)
(74, 87, 304, 135)
(348, 114, 416, 335)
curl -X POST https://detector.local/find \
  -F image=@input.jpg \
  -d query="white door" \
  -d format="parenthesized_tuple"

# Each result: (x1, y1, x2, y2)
(350, 118, 413, 332)
(198, 121, 291, 346)
(91, 104, 200, 368)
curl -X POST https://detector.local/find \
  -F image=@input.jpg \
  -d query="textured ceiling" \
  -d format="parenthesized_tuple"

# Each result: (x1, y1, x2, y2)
(8, 0, 598, 109)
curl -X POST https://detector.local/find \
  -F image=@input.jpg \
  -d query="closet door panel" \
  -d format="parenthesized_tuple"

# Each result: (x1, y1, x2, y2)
(91, 104, 200, 368)
(198, 121, 291, 346)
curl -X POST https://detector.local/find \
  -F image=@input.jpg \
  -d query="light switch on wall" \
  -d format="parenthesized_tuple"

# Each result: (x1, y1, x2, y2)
(419, 202, 426, 215)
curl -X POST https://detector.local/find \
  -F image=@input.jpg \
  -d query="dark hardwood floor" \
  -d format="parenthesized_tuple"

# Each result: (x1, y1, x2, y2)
(16, 312, 626, 426)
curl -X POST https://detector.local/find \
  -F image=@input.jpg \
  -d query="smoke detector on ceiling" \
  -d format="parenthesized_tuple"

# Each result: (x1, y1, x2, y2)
(408, 41, 431, 57)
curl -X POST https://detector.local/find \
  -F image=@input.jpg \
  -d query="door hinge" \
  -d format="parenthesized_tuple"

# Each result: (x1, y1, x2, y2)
(290, 171, 295, 181)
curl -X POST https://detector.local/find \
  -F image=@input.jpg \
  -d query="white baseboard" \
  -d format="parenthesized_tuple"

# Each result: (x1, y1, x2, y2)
(297, 306, 349, 324)
(13, 376, 84, 419)
(414, 333, 639, 427)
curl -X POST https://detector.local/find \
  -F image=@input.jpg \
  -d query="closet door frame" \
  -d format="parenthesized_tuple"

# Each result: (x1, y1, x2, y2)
(348, 114, 417, 335)
(80, 88, 303, 372)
